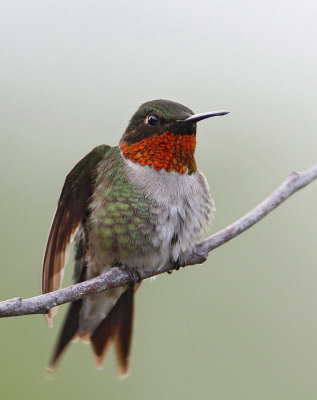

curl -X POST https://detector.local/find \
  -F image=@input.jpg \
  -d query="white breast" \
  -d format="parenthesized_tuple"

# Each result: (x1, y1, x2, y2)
(124, 157, 215, 268)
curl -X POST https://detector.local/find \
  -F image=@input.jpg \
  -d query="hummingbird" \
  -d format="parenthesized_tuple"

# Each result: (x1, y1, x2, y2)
(41, 99, 229, 376)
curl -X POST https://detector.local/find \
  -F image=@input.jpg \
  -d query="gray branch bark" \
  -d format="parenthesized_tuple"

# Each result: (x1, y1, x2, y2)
(0, 164, 316, 319)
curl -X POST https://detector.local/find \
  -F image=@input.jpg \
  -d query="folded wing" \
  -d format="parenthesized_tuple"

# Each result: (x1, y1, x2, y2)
(41, 145, 110, 326)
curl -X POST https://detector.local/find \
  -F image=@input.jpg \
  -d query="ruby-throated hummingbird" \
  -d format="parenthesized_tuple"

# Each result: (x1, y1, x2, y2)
(41, 99, 229, 376)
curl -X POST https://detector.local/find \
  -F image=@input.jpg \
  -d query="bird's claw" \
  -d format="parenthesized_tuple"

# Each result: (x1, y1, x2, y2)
(167, 259, 186, 274)
(123, 267, 141, 287)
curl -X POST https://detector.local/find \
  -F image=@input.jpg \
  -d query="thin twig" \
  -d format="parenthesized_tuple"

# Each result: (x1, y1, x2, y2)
(0, 164, 316, 319)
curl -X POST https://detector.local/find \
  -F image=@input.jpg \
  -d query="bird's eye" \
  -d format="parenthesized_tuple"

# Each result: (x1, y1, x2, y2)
(146, 115, 159, 127)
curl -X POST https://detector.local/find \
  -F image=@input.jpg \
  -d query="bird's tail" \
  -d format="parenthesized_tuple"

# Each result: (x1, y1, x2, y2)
(91, 286, 135, 377)
(48, 283, 136, 378)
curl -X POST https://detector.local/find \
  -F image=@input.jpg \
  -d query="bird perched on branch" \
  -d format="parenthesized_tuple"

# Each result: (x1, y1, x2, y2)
(41, 99, 229, 376)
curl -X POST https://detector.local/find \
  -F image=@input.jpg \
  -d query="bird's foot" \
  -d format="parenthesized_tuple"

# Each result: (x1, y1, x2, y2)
(167, 259, 186, 274)
(122, 267, 142, 287)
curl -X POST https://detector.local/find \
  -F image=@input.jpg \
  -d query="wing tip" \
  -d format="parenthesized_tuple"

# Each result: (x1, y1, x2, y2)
(44, 306, 58, 327)
(44, 364, 56, 380)
(45, 314, 53, 328)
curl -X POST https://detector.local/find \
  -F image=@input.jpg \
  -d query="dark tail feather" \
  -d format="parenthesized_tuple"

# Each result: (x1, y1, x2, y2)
(91, 286, 135, 377)
(48, 298, 82, 371)
(47, 264, 87, 372)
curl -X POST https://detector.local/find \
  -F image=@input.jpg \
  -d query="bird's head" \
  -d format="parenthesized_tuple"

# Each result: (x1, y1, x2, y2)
(120, 99, 229, 175)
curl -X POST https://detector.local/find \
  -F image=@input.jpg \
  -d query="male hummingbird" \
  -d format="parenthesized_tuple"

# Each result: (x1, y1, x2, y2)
(41, 99, 229, 376)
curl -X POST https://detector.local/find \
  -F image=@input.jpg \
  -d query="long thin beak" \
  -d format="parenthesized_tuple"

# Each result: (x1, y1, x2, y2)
(181, 110, 230, 123)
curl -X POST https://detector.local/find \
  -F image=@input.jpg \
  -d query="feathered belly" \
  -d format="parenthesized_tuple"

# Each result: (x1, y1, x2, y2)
(87, 156, 214, 274)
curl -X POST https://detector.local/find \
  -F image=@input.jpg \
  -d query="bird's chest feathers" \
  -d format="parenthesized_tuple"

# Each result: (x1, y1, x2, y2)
(89, 149, 213, 270)
(124, 158, 213, 261)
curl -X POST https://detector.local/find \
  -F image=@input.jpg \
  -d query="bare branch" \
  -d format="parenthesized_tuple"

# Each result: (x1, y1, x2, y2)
(0, 164, 316, 319)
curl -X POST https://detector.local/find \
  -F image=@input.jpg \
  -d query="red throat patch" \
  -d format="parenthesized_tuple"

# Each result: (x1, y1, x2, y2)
(120, 131, 197, 174)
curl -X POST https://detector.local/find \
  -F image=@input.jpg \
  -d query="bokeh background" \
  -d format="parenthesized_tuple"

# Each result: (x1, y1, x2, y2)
(1, 1, 316, 399)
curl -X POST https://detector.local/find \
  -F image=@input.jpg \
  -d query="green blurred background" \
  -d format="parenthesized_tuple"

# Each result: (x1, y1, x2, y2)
(0, 1, 316, 399)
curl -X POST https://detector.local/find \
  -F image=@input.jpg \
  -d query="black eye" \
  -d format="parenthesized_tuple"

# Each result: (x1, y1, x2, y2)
(146, 115, 159, 127)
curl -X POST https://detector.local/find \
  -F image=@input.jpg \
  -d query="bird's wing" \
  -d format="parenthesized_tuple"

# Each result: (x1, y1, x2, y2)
(41, 144, 110, 326)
